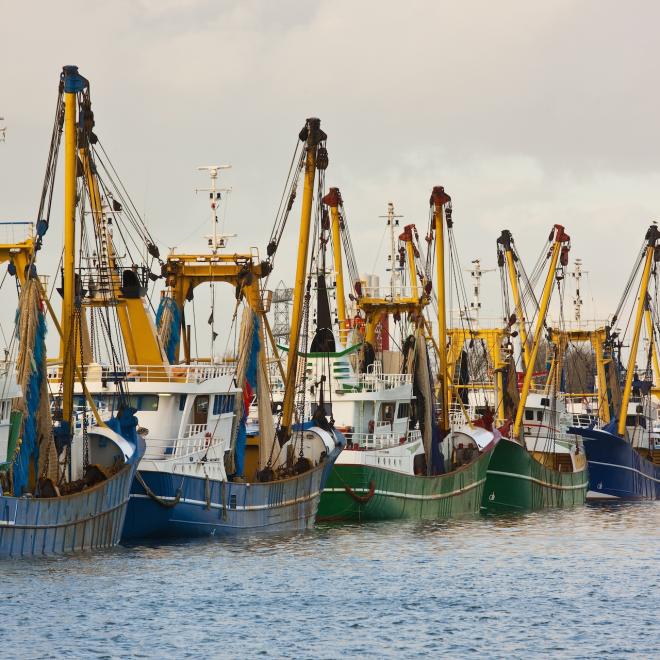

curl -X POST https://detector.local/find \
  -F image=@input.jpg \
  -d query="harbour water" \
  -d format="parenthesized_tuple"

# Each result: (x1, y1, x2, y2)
(2, 503, 658, 658)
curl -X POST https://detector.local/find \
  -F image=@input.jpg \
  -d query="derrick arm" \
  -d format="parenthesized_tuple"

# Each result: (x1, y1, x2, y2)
(322, 188, 348, 344)
(643, 300, 660, 397)
(513, 225, 571, 439)
(431, 186, 451, 432)
(617, 225, 660, 436)
(78, 140, 165, 367)
(280, 118, 326, 441)
(399, 224, 421, 300)
(497, 230, 531, 371)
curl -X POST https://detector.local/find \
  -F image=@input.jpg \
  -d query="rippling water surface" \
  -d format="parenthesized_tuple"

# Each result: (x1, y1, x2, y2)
(1, 502, 658, 658)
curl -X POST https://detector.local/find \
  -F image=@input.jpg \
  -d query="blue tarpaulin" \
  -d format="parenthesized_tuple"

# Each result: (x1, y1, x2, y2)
(155, 297, 181, 364)
(13, 304, 48, 496)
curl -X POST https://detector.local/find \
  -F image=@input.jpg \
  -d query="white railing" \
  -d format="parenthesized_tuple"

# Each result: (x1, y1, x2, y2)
(346, 429, 421, 450)
(357, 361, 412, 391)
(48, 362, 236, 384)
(361, 285, 420, 300)
(358, 372, 412, 391)
(449, 402, 474, 428)
(143, 434, 220, 460)
(184, 422, 208, 438)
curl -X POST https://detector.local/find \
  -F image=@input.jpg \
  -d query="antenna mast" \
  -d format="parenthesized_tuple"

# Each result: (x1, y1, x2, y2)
(196, 165, 233, 253)
(464, 258, 495, 324)
(379, 202, 404, 296)
(569, 258, 585, 325)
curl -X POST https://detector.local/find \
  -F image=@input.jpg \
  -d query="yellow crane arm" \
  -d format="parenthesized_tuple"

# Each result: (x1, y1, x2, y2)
(513, 225, 571, 438)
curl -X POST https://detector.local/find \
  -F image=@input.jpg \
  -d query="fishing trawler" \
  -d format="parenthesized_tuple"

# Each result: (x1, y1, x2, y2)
(11, 70, 341, 540)
(474, 225, 589, 512)
(0, 66, 143, 558)
(570, 224, 660, 499)
(309, 187, 495, 521)
(76, 116, 344, 538)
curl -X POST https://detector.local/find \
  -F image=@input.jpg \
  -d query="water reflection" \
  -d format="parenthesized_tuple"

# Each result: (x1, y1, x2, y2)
(0, 501, 657, 658)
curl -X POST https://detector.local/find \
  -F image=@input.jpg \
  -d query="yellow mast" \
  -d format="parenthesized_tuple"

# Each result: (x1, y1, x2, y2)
(591, 329, 611, 423)
(617, 224, 660, 436)
(322, 188, 348, 344)
(644, 302, 660, 392)
(60, 66, 85, 433)
(431, 186, 451, 432)
(401, 225, 419, 300)
(513, 225, 570, 439)
(79, 147, 165, 367)
(280, 118, 326, 440)
(498, 230, 530, 370)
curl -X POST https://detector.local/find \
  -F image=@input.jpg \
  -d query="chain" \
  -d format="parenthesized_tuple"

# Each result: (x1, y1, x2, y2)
(77, 305, 89, 474)
(296, 279, 312, 457)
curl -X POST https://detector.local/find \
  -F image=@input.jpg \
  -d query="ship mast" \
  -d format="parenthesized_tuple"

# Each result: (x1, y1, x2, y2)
(570, 258, 584, 325)
(60, 65, 87, 440)
(464, 259, 495, 325)
(196, 165, 233, 254)
(322, 188, 348, 345)
(497, 230, 531, 371)
(431, 186, 451, 432)
(617, 224, 660, 436)
(279, 118, 327, 441)
(380, 202, 403, 297)
(513, 225, 570, 439)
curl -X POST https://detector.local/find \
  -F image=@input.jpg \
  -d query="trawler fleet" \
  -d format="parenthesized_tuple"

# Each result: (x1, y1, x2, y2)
(0, 65, 657, 557)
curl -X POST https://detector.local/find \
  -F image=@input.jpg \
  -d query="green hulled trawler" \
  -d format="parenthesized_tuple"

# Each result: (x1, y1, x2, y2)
(312, 187, 496, 521)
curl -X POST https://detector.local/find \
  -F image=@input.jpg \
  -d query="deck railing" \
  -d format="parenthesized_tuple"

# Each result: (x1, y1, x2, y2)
(48, 362, 236, 384)
(143, 434, 219, 460)
(184, 422, 208, 438)
(360, 285, 420, 300)
(345, 429, 421, 450)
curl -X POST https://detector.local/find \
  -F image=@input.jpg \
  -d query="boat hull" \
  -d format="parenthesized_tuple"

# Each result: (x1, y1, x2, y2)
(481, 438, 588, 512)
(571, 427, 660, 500)
(123, 460, 331, 539)
(317, 447, 493, 521)
(0, 460, 138, 558)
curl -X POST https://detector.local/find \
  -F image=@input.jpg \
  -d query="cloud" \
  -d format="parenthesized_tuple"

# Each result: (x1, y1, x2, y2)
(1, 0, 659, 353)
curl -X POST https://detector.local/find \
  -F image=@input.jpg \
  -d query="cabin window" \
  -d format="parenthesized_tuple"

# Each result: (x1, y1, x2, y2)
(625, 414, 646, 428)
(397, 403, 410, 419)
(82, 394, 159, 412)
(536, 411, 544, 422)
(311, 402, 333, 417)
(179, 394, 187, 411)
(192, 395, 209, 425)
(213, 394, 235, 415)
(380, 403, 395, 423)
(525, 410, 534, 421)
(128, 395, 159, 411)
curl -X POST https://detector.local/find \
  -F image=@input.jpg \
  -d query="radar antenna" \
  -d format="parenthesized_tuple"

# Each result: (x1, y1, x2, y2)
(196, 165, 234, 253)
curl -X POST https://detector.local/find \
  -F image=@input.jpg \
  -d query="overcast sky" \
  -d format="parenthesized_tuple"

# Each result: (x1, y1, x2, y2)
(1, 0, 659, 353)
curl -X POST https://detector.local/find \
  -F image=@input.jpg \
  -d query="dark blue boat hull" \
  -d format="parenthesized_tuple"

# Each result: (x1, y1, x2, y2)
(123, 456, 338, 540)
(570, 427, 660, 500)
